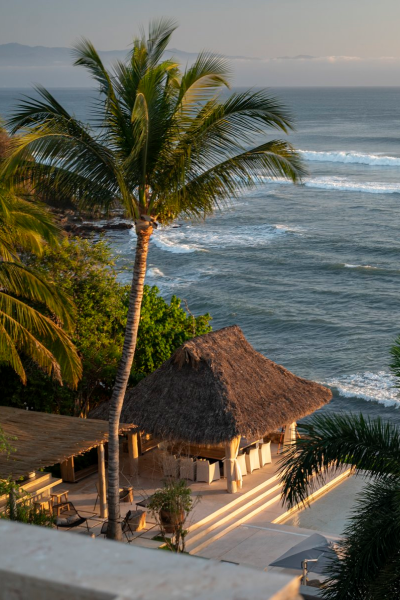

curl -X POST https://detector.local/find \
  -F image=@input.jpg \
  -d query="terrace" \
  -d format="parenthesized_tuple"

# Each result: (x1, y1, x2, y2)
(1, 326, 348, 592)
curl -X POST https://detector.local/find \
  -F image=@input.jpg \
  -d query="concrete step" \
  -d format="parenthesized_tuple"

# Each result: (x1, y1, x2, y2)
(188, 490, 283, 555)
(186, 467, 353, 556)
(187, 473, 280, 536)
(186, 474, 282, 554)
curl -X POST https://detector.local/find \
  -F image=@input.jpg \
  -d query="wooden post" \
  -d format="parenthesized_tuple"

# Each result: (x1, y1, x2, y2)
(60, 456, 75, 483)
(128, 431, 139, 477)
(225, 441, 238, 494)
(97, 444, 108, 519)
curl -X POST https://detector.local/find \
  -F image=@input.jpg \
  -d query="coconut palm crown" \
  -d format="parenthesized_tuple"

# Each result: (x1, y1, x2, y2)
(5, 18, 306, 539)
(0, 173, 81, 387)
(279, 412, 400, 600)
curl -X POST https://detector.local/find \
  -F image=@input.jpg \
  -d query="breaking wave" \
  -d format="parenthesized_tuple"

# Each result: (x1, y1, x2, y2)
(300, 149, 400, 167)
(150, 223, 299, 254)
(326, 371, 400, 407)
(304, 177, 400, 194)
(257, 175, 400, 194)
(343, 263, 377, 270)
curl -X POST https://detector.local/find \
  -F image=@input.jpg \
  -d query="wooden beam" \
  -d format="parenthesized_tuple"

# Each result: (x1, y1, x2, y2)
(97, 444, 108, 519)
(60, 456, 75, 483)
(127, 431, 139, 477)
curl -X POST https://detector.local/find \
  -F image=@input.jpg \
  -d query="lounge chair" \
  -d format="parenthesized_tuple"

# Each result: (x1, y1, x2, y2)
(54, 502, 90, 533)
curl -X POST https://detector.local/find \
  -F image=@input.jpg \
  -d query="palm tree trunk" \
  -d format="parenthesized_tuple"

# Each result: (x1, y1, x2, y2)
(106, 222, 152, 540)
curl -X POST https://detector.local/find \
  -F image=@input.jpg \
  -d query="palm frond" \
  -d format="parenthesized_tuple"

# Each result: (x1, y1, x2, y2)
(154, 140, 305, 221)
(279, 413, 400, 508)
(143, 17, 178, 67)
(73, 39, 117, 96)
(322, 479, 400, 600)
(0, 184, 60, 255)
(0, 260, 75, 330)
(0, 292, 82, 387)
(176, 52, 231, 114)
(0, 321, 26, 383)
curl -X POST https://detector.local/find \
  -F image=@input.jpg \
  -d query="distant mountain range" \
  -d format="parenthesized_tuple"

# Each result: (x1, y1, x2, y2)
(0, 43, 203, 67)
(1, 43, 399, 87)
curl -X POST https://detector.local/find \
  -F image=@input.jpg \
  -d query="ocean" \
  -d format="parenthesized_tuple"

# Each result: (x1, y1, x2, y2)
(2, 87, 400, 421)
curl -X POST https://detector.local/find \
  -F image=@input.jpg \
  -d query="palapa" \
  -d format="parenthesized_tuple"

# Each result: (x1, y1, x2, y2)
(91, 325, 332, 444)
(0, 406, 133, 478)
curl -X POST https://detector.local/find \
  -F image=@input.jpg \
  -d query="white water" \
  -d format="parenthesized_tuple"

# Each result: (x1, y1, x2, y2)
(326, 371, 400, 407)
(147, 223, 295, 254)
(259, 175, 400, 194)
(305, 177, 400, 194)
(343, 263, 377, 270)
(300, 149, 400, 167)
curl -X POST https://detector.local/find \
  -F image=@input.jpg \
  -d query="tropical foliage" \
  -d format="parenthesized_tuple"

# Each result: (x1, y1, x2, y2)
(279, 412, 400, 599)
(1, 237, 211, 416)
(149, 479, 199, 553)
(0, 128, 81, 387)
(0, 477, 54, 527)
(5, 18, 305, 539)
(390, 336, 400, 387)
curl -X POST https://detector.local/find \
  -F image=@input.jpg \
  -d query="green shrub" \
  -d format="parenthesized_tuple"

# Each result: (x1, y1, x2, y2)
(0, 237, 212, 415)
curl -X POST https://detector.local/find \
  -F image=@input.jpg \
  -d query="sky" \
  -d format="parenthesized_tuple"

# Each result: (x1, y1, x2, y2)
(1, 0, 400, 86)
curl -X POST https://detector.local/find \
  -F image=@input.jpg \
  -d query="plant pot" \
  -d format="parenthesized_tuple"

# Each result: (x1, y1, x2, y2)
(159, 509, 185, 534)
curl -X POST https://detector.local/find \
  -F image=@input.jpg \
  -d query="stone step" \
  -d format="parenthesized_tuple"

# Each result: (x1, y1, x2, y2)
(186, 474, 282, 552)
(188, 492, 283, 555)
(187, 472, 280, 537)
(187, 467, 352, 556)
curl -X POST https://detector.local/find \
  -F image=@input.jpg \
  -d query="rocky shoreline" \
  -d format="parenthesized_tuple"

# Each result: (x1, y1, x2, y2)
(52, 208, 133, 236)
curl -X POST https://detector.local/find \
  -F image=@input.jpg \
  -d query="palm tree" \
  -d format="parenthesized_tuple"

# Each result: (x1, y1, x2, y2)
(0, 127, 81, 386)
(279, 412, 400, 599)
(5, 18, 306, 539)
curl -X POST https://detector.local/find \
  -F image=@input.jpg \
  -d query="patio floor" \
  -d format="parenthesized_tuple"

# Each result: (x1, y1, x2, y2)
(51, 443, 285, 545)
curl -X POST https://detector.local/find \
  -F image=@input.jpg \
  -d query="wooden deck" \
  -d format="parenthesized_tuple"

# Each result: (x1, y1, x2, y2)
(50, 443, 350, 568)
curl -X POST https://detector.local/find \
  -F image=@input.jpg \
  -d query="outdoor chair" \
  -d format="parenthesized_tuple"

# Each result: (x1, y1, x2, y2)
(259, 441, 272, 467)
(236, 453, 247, 476)
(94, 482, 134, 511)
(162, 453, 180, 478)
(179, 457, 196, 480)
(223, 453, 247, 478)
(245, 447, 260, 474)
(55, 502, 90, 533)
(100, 513, 135, 542)
(196, 459, 220, 484)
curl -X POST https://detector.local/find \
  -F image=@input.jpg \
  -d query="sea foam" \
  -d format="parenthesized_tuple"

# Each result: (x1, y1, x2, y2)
(150, 223, 295, 254)
(343, 263, 377, 270)
(305, 177, 400, 194)
(258, 175, 400, 194)
(300, 149, 400, 167)
(326, 371, 400, 407)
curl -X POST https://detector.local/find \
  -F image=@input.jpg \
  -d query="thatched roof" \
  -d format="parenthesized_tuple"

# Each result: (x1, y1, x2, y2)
(91, 326, 331, 445)
(0, 406, 133, 478)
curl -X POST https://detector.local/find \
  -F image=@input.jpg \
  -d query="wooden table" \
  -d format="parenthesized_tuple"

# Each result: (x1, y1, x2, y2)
(51, 491, 69, 505)
(52, 502, 72, 516)
(33, 499, 52, 513)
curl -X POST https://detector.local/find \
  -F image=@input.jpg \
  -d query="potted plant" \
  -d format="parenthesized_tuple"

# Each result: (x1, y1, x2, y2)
(148, 479, 199, 552)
